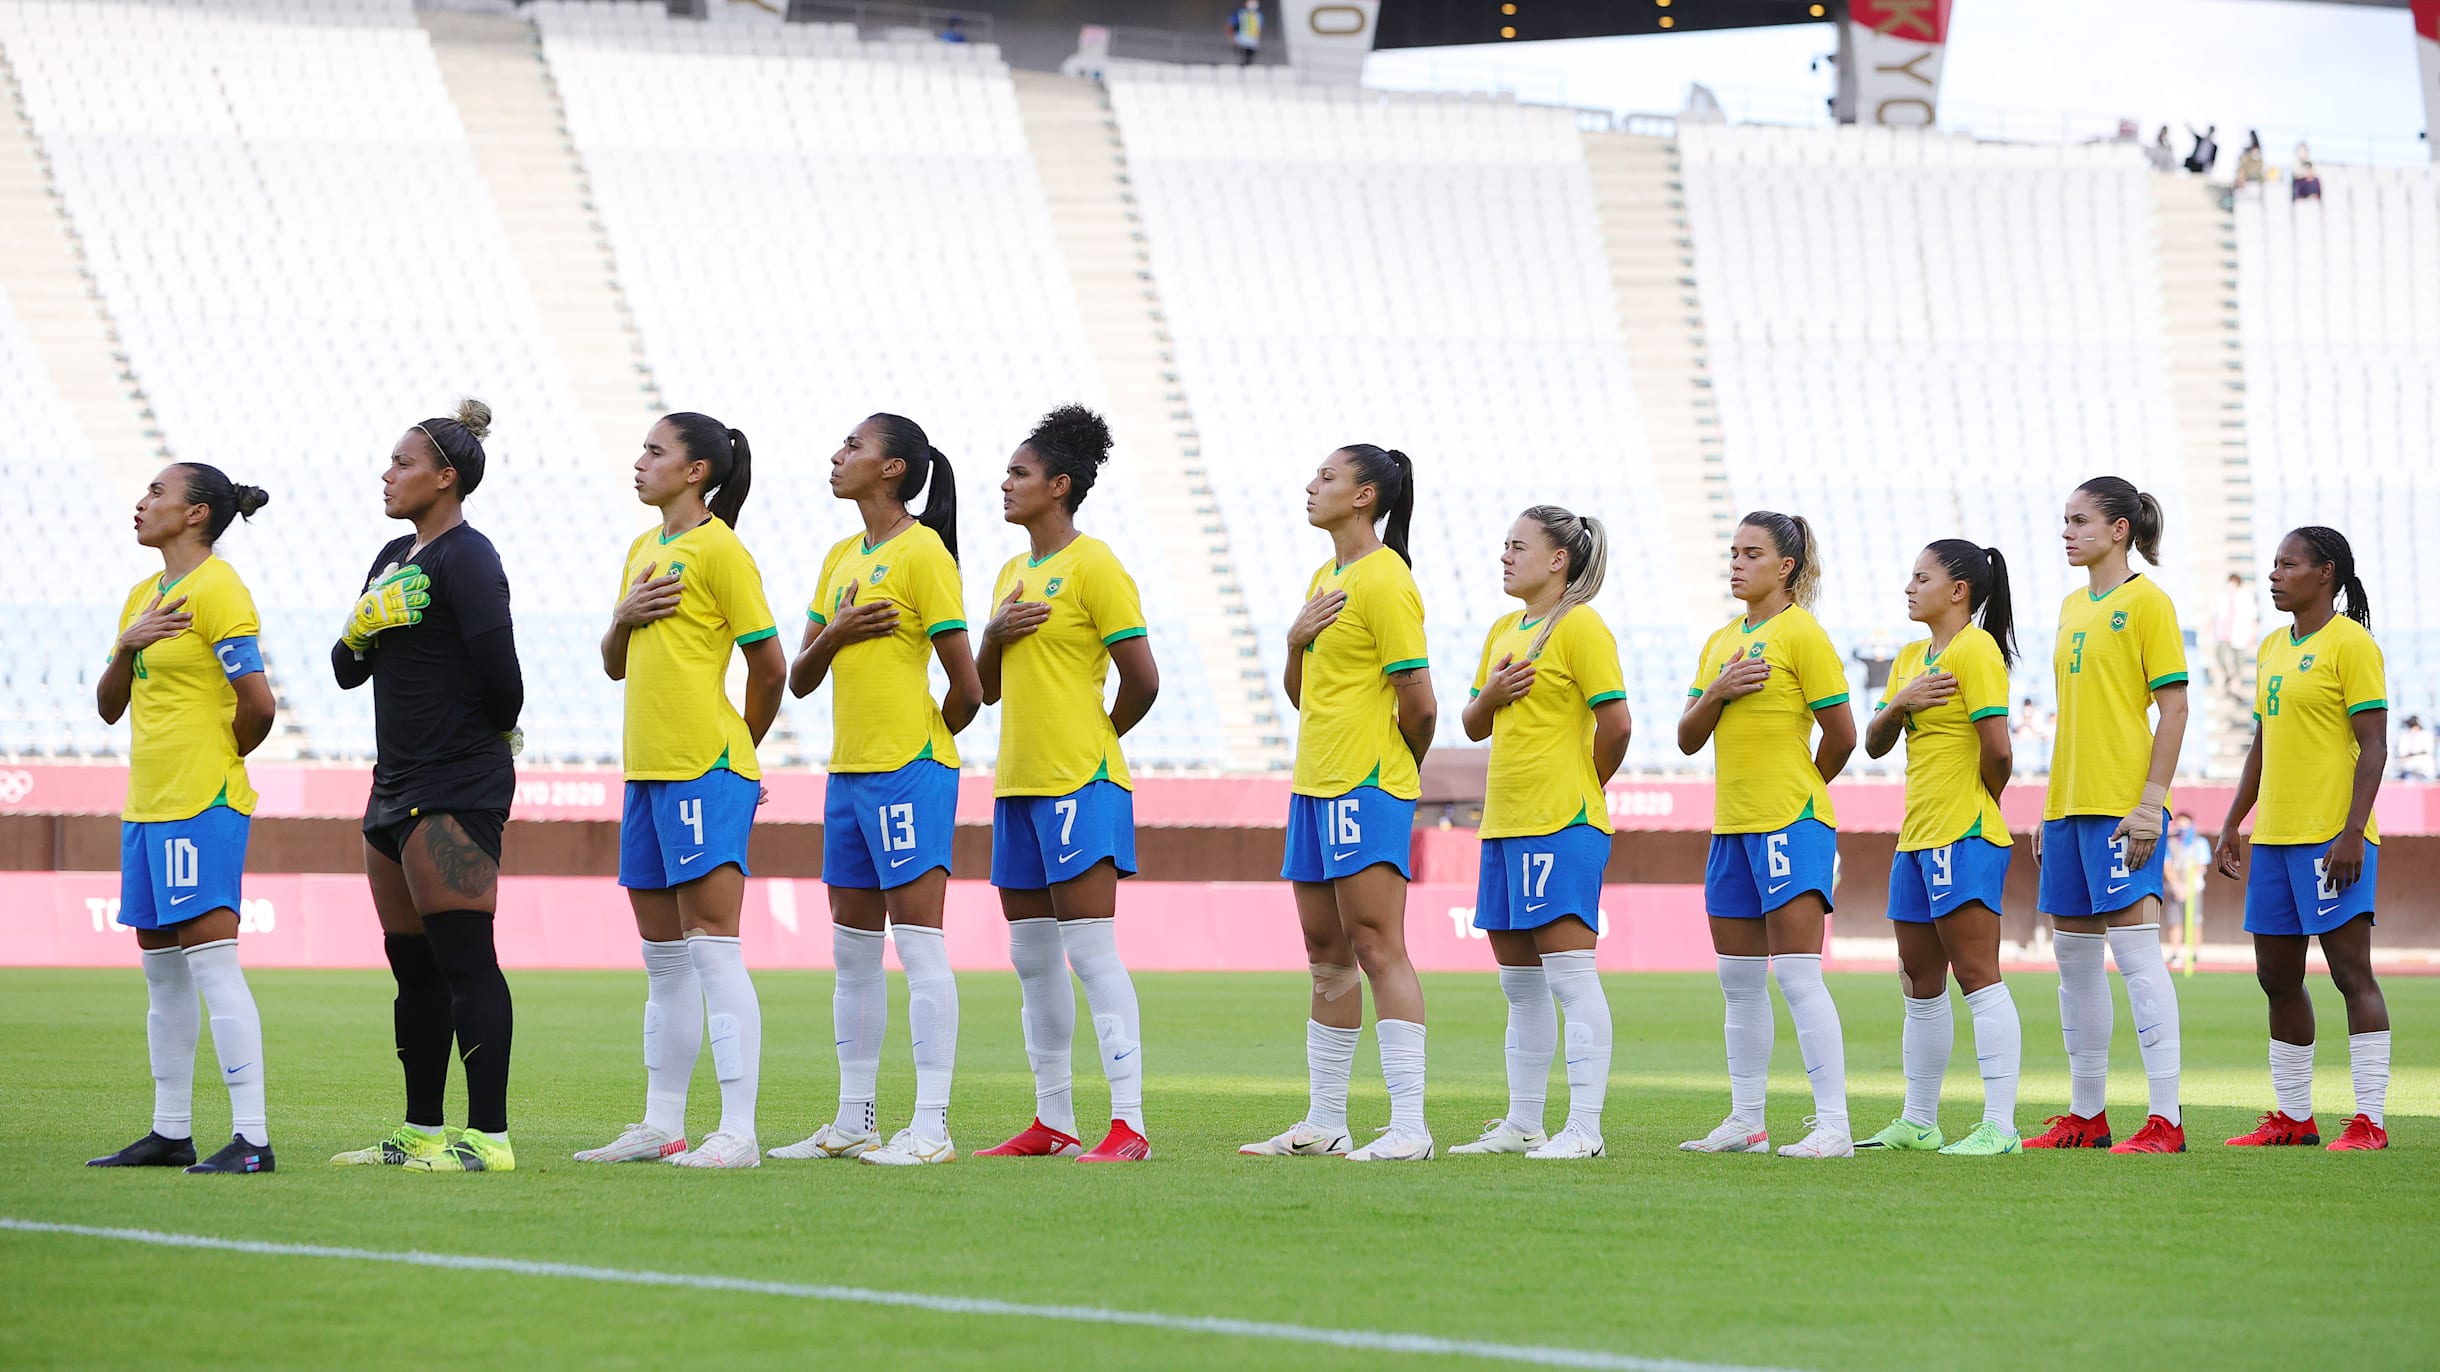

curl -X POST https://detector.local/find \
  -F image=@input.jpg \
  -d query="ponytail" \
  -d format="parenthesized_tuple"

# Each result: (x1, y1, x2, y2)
(917, 447, 959, 562)
(1339, 444, 1415, 566)
(2075, 475, 2164, 565)
(178, 463, 271, 544)
(1928, 539, 2018, 667)
(870, 412, 958, 562)
(1521, 505, 1608, 658)
(661, 411, 752, 528)
(1739, 510, 1818, 610)
(2288, 525, 2372, 631)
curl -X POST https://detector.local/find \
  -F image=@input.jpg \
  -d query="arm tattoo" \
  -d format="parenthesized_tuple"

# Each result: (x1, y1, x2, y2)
(419, 815, 498, 903)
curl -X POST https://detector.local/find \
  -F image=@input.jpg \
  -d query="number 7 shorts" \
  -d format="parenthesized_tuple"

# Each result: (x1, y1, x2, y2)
(1281, 785, 1416, 883)
(824, 759, 958, 891)
(991, 779, 1138, 891)
(620, 769, 759, 890)
(1704, 818, 1837, 919)
(119, 807, 252, 928)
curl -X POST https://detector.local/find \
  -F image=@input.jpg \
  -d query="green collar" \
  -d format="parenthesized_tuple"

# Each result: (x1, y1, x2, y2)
(658, 515, 713, 547)
(1740, 606, 1789, 634)
(2085, 573, 2140, 603)
(862, 522, 912, 557)
(2288, 620, 2329, 647)
(1333, 546, 1384, 576)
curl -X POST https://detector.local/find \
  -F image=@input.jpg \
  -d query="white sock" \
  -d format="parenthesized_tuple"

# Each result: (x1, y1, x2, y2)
(831, 925, 885, 1134)
(1062, 918, 1145, 1133)
(2054, 929, 2113, 1118)
(184, 940, 266, 1147)
(2269, 1038, 2315, 1121)
(1542, 949, 1611, 1136)
(894, 925, 958, 1140)
(1496, 964, 1554, 1134)
(2348, 1030, 2390, 1126)
(1377, 1018, 1427, 1135)
(141, 946, 198, 1141)
(2108, 923, 2182, 1125)
(1306, 1019, 1359, 1135)
(1964, 981, 2021, 1128)
(1005, 919, 1076, 1135)
(1901, 992, 1952, 1129)
(640, 938, 701, 1140)
(1772, 954, 1847, 1134)
(685, 934, 760, 1142)
(1718, 954, 1773, 1123)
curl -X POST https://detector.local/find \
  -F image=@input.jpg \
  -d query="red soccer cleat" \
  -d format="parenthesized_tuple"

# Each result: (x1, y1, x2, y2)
(1077, 1120, 1151, 1163)
(2326, 1114, 2388, 1151)
(975, 1118, 1083, 1158)
(2024, 1111, 2112, 1149)
(2225, 1111, 2319, 1147)
(2109, 1114, 2187, 1153)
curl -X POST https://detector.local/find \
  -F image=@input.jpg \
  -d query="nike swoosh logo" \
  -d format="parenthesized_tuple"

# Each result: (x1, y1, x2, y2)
(2106, 882, 2129, 894)
(169, 894, 197, 906)
(2316, 904, 2340, 917)
(1058, 851, 1083, 863)
(224, 1063, 249, 1075)
(1114, 1049, 1134, 1061)
(1767, 881, 1790, 894)
(1566, 1057, 1588, 1066)
(1331, 850, 1359, 861)
(836, 1039, 853, 1046)
(678, 852, 703, 865)
(1525, 902, 1547, 912)
(890, 855, 917, 868)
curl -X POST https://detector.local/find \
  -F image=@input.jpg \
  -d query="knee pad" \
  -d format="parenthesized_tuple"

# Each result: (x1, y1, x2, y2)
(1309, 962, 1361, 1004)
(1566, 1020, 1596, 1055)
(1093, 1012, 1137, 1063)
(707, 1013, 743, 1082)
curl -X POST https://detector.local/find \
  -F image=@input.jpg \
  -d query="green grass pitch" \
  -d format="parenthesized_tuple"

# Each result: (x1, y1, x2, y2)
(2, 966, 2433, 1370)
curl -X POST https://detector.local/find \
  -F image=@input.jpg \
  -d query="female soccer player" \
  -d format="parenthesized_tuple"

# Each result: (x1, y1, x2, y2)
(772, 413, 980, 1167)
(1451, 506, 1628, 1161)
(2214, 527, 2390, 1151)
(970, 406, 1160, 1164)
(88, 464, 277, 1175)
(1240, 444, 1439, 1163)
(1676, 512, 1857, 1159)
(577, 413, 784, 1170)
(1858, 540, 2024, 1157)
(2026, 476, 2191, 1154)
(327, 400, 525, 1174)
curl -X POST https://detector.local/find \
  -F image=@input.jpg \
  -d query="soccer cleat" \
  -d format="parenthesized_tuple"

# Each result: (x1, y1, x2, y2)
(1345, 1126, 1435, 1162)
(1238, 1121, 1351, 1157)
(1939, 1120, 2024, 1156)
(1678, 1116, 1770, 1153)
(87, 1131, 196, 1169)
(669, 1130, 760, 1169)
(331, 1124, 450, 1167)
(2108, 1114, 2187, 1154)
(406, 1129, 514, 1173)
(2224, 1111, 2319, 1147)
(861, 1128, 956, 1166)
(975, 1118, 1083, 1158)
(1449, 1118, 1546, 1155)
(186, 1134, 275, 1174)
(1524, 1121, 1604, 1160)
(1078, 1120, 1151, 1164)
(1857, 1117, 1946, 1151)
(1777, 1118, 1854, 1158)
(2326, 1114, 2387, 1151)
(573, 1122, 685, 1163)
(2024, 1111, 2112, 1149)
(769, 1123, 882, 1160)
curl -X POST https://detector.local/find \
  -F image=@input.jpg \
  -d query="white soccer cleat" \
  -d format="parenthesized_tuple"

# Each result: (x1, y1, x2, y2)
(768, 1124, 882, 1160)
(1526, 1121, 1606, 1160)
(1777, 1117, 1855, 1159)
(1345, 1126, 1435, 1162)
(573, 1122, 685, 1163)
(1449, 1118, 1546, 1155)
(860, 1127, 957, 1166)
(669, 1130, 761, 1169)
(1678, 1116, 1770, 1153)
(1236, 1121, 1351, 1157)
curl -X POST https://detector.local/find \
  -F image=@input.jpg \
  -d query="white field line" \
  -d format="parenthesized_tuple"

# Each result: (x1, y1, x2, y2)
(0, 1216, 1805, 1372)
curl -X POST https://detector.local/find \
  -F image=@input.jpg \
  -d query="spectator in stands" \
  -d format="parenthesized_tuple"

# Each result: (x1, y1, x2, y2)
(2292, 142, 2323, 202)
(939, 16, 968, 44)
(2164, 811, 2208, 974)
(2398, 715, 2435, 780)
(2234, 131, 2267, 191)
(1853, 626, 1899, 695)
(2148, 125, 2177, 172)
(2213, 570, 2258, 706)
(2184, 123, 2219, 175)
(1228, 0, 1262, 66)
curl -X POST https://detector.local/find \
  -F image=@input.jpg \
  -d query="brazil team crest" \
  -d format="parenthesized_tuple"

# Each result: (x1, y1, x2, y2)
(1043, 577, 1065, 598)
(869, 565, 888, 585)
(1746, 642, 1766, 659)
(2110, 610, 2128, 632)
(2298, 654, 2316, 671)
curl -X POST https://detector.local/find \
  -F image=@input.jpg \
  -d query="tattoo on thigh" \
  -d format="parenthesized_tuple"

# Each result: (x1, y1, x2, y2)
(421, 816, 498, 901)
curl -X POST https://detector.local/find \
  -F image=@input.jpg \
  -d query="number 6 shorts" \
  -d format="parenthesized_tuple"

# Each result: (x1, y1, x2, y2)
(1282, 785, 1416, 883)
(620, 768, 759, 890)
(823, 759, 958, 891)
(1704, 817, 1838, 919)
(991, 779, 1138, 891)
(119, 807, 252, 928)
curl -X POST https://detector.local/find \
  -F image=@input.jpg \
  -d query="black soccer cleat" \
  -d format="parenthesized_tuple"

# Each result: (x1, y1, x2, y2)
(186, 1134, 276, 1175)
(87, 1130, 198, 1168)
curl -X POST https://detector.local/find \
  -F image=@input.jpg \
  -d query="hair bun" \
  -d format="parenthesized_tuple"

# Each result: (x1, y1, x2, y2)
(234, 484, 271, 519)
(454, 397, 493, 441)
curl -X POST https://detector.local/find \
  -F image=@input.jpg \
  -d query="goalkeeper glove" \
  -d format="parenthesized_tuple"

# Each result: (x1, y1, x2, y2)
(342, 564, 430, 652)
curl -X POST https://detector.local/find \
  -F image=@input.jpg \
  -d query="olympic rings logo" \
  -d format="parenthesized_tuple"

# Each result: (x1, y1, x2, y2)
(0, 770, 34, 805)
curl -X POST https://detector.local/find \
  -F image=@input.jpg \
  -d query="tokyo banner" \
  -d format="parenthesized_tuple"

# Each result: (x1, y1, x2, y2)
(1837, 0, 1955, 128)
(2417, 1, 2439, 163)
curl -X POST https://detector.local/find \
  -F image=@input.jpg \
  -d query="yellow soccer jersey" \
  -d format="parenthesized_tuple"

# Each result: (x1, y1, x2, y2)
(1688, 605, 1849, 834)
(2045, 574, 2187, 820)
(114, 556, 262, 822)
(1473, 606, 1626, 839)
(810, 522, 966, 773)
(618, 518, 777, 782)
(1877, 625, 2012, 852)
(1292, 548, 1429, 800)
(2253, 616, 2385, 845)
(991, 536, 1146, 797)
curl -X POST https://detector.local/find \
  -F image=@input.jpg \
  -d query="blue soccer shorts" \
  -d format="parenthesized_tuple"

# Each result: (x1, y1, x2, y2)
(1281, 786, 1415, 883)
(1474, 824, 1611, 933)
(118, 807, 251, 929)
(1888, 837, 2012, 923)
(992, 780, 1137, 890)
(1704, 818, 1837, 920)
(2037, 814, 2166, 918)
(619, 768, 758, 890)
(824, 759, 958, 890)
(2244, 838, 2378, 937)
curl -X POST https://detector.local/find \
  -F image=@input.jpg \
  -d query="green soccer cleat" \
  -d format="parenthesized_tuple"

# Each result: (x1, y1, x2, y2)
(1939, 1120, 2024, 1156)
(1857, 1117, 1945, 1151)
(405, 1128, 514, 1173)
(331, 1124, 451, 1167)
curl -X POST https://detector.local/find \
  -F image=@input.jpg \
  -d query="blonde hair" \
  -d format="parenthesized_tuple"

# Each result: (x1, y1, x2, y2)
(1520, 504, 1609, 657)
(1739, 510, 1819, 610)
